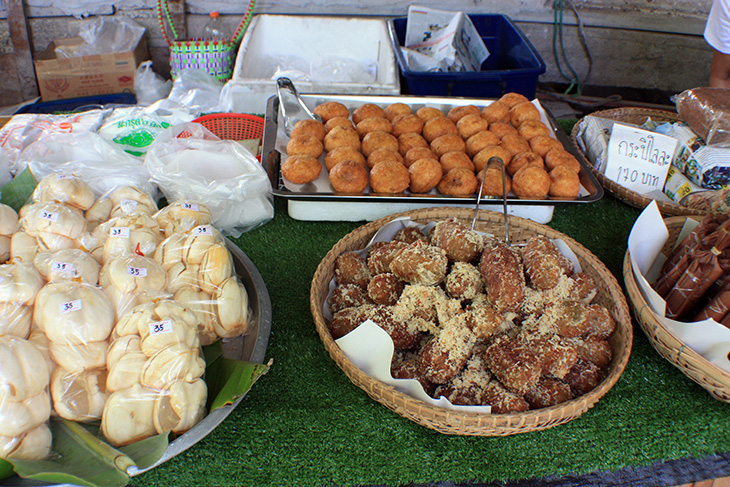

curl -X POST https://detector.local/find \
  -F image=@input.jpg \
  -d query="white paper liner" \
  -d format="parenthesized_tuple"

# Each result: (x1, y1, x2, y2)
(628, 201, 730, 372)
(329, 216, 583, 412)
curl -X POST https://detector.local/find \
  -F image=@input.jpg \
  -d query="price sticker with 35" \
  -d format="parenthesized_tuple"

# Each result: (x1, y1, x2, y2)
(149, 320, 173, 336)
(40, 210, 59, 222)
(194, 225, 213, 236)
(51, 261, 75, 274)
(181, 202, 199, 211)
(109, 227, 131, 238)
(60, 299, 82, 314)
(127, 266, 148, 277)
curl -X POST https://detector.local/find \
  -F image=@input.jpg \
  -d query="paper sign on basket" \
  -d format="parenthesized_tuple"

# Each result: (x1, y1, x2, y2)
(604, 123, 677, 195)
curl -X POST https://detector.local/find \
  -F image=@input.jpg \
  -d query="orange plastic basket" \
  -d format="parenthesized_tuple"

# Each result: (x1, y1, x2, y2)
(192, 113, 265, 140)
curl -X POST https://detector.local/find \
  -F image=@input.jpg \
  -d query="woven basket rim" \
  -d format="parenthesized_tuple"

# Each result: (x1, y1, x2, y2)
(623, 216, 730, 402)
(570, 107, 707, 218)
(310, 206, 633, 436)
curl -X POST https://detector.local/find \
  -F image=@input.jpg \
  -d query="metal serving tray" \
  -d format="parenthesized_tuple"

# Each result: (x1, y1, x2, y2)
(262, 93, 604, 206)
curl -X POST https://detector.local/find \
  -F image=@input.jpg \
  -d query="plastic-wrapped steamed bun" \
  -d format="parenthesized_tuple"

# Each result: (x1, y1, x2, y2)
(99, 254, 168, 318)
(33, 281, 115, 422)
(19, 201, 87, 253)
(93, 212, 163, 262)
(0, 335, 52, 460)
(102, 299, 207, 446)
(85, 185, 158, 227)
(153, 200, 213, 236)
(0, 203, 19, 264)
(33, 248, 101, 285)
(31, 174, 96, 211)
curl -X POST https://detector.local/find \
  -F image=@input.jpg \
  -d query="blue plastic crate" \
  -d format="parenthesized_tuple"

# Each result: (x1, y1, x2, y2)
(14, 93, 137, 114)
(390, 14, 546, 99)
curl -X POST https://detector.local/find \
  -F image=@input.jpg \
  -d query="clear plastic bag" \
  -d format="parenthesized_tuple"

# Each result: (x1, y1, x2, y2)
(144, 123, 274, 237)
(55, 17, 146, 58)
(134, 61, 172, 107)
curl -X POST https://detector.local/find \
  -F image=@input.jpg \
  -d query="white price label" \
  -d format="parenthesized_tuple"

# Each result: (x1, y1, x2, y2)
(60, 299, 82, 314)
(127, 266, 148, 277)
(109, 226, 131, 238)
(605, 123, 678, 195)
(194, 225, 213, 236)
(119, 199, 138, 209)
(149, 320, 173, 336)
(182, 202, 199, 211)
(40, 210, 59, 222)
(51, 261, 75, 274)
(57, 175, 74, 180)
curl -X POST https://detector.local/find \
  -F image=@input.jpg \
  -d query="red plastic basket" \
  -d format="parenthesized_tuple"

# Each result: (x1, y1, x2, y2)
(177, 113, 265, 161)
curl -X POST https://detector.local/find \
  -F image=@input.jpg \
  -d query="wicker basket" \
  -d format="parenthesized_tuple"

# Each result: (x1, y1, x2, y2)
(310, 207, 633, 436)
(623, 216, 730, 402)
(570, 107, 706, 217)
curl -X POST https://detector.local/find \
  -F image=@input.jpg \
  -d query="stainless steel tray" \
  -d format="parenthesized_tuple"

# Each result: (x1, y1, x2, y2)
(2, 240, 272, 486)
(262, 93, 603, 205)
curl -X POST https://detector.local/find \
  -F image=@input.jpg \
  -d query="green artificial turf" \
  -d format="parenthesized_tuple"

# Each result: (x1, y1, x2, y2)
(130, 193, 730, 487)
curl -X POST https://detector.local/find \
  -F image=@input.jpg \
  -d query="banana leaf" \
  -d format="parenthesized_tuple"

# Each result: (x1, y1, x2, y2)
(0, 167, 36, 211)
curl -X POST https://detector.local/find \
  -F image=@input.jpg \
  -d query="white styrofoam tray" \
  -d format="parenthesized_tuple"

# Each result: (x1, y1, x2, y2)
(227, 14, 401, 115)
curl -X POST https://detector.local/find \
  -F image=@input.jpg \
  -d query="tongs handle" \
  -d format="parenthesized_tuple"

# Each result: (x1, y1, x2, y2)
(275, 77, 321, 135)
(472, 156, 510, 245)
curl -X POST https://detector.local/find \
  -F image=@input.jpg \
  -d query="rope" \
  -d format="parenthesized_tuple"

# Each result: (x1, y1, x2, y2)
(552, 0, 593, 96)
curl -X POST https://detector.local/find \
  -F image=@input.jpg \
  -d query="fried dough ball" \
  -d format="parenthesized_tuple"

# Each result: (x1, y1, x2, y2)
(352, 103, 386, 124)
(437, 168, 478, 196)
(390, 240, 448, 286)
(324, 146, 366, 171)
(404, 147, 438, 168)
(529, 135, 564, 158)
(398, 133, 429, 156)
(489, 122, 519, 138)
(512, 165, 551, 199)
(472, 145, 512, 172)
(508, 101, 541, 127)
(324, 125, 360, 152)
(518, 119, 552, 140)
(365, 305, 423, 349)
(286, 135, 323, 158)
(291, 119, 326, 141)
(522, 235, 574, 290)
(281, 155, 322, 184)
(329, 160, 369, 193)
(325, 116, 355, 133)
(334, 251, 371, 288)
(440, 151, 474, 172)
(328, 283, 372, 313)
(416, 106, 445, 122)
(356, 117, 393, 138)
(499, 92, 531, 108)
(391, 114, 425, 137)
(545, 148, 581, 173)
(384, 102, 412, 121)
(367, 148, 404, 169)
(361, 131, 398, 157)
(393, 226, 427, 244)
(549, 166, 581, 199)
(314, 101, 349, 123)
(479, 242, 526, 313)
(508, 151, 544, 176)
(447, 105, 480, 124)
(328, 305, 371, 339)
(367, 241, 407, 275)
(481, 101, 510, 124)
(430, 218, 485, 263)
(367, 273, 405, 305)
(409, 158, 443, 193)
(430, 133, 466, 157)
(477, 160, 512, 197)
(499, 133, 531, 157)
(465, 130, 501, 158)
(423, 117, 458, 143)
(370, 161, 410, 194)
(445, 262, 484, 300)
(456, 113, 490, 140)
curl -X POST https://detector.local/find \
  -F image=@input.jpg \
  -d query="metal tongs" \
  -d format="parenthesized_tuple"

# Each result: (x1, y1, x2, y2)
(472, 156, 510, 245)
(275, 77, 321, 136)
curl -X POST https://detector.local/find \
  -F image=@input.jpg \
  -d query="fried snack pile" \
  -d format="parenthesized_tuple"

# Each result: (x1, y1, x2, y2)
(326, 218, 615, 412)
(282, 93, 582, 199)
(0, 174, 252, 454)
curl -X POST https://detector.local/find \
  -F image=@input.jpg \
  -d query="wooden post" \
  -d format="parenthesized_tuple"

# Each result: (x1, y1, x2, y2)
(7, 0, 39, 100)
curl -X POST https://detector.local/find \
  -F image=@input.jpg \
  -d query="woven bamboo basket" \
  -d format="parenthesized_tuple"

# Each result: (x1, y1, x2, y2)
(310, 207, 633, 436)
(623, 216, 730, 403)
(570, 107, 707, 217)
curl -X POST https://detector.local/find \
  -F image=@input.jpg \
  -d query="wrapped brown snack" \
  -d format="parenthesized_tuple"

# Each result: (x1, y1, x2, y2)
(675, 87, 730, 145)
(694, 282, 730, 322)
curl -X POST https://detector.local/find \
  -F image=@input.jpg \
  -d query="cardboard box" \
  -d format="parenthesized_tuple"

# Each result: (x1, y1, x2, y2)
(34, 36, 148, 101)
(227, 15, 400, 115)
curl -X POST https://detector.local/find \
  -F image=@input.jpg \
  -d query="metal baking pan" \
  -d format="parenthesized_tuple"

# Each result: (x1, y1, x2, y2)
(262, 93, 603, 205)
